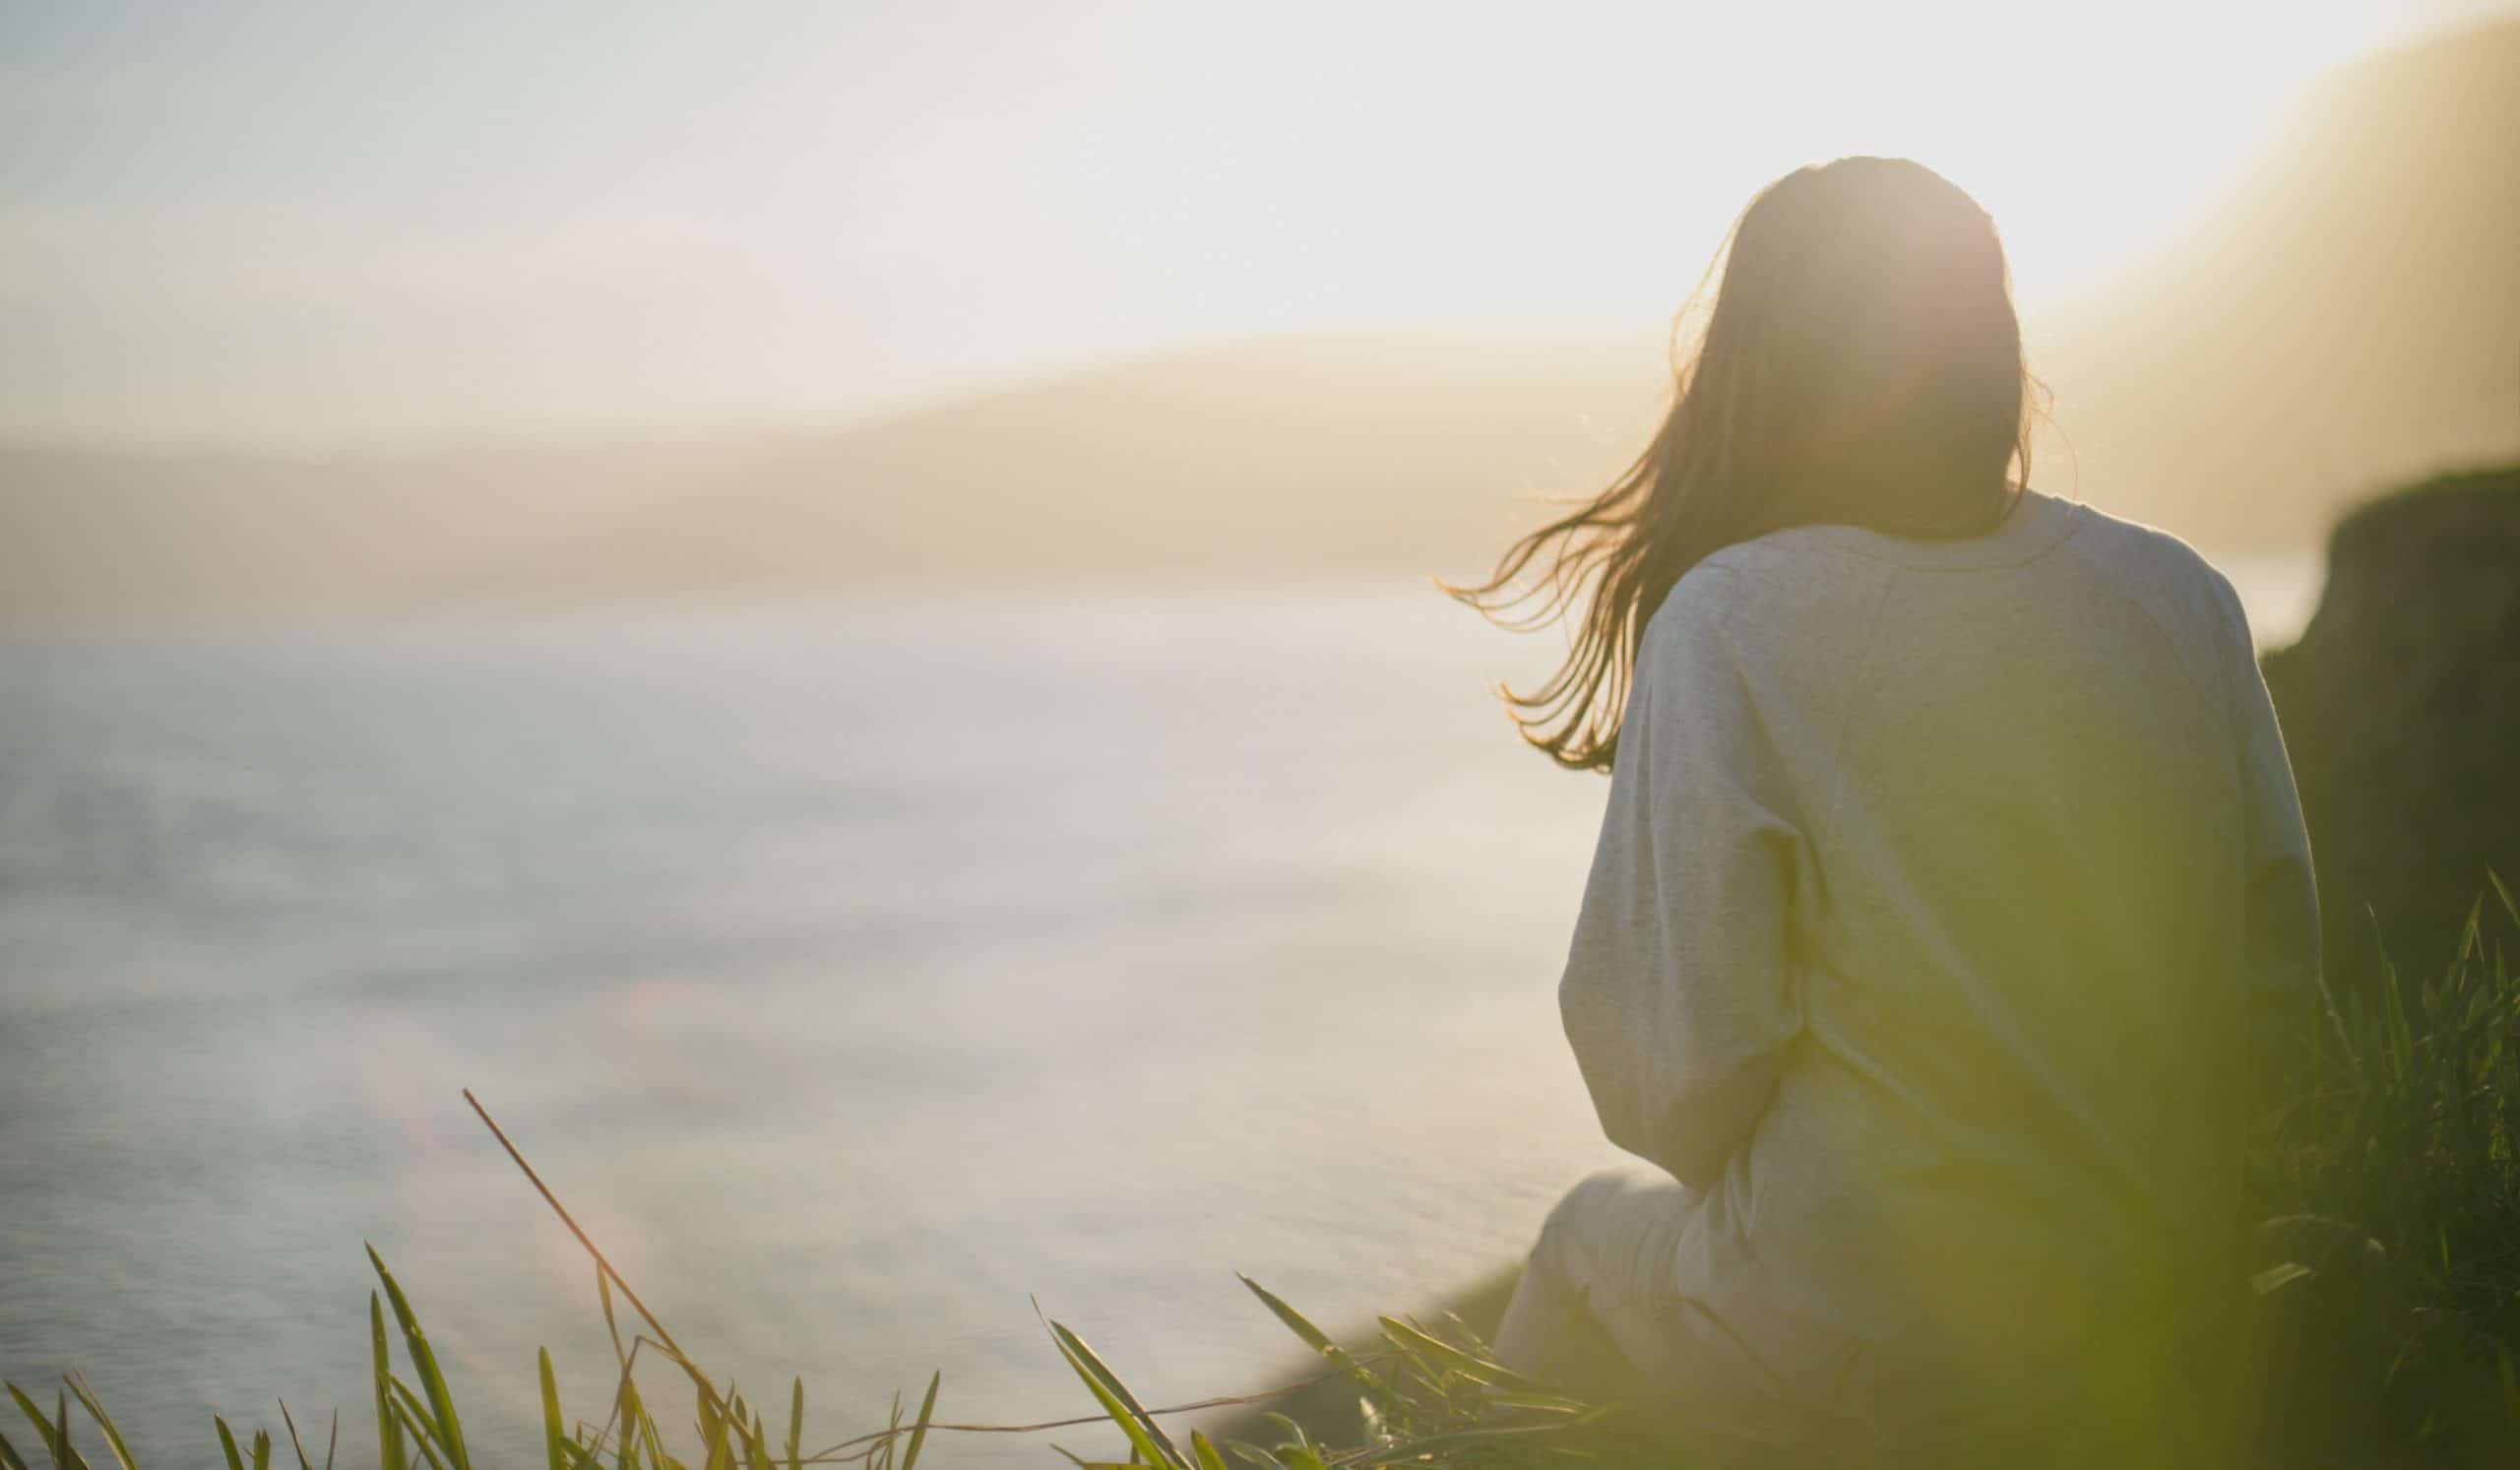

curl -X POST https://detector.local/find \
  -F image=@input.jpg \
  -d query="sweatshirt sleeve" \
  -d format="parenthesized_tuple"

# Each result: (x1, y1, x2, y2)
(2211, 575, 2321, 1007)
(2208, 573, 2322, 1104)
(1558, 568, 1805, 1189)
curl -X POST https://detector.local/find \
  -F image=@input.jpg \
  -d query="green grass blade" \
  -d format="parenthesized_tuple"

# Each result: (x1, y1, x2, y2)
(63, 1395, 91, 1470)
(1221, 1443, 1283, 1470)
(1236, 1277, 1389, 1407)
(898, 1373, 940, 1470)
(1357, 1404, 1619, 1461)
(385, 1400, 449, 1470)
(0, 1426, 28, 1470)
(597, 1271, 629, 1371)
(1374, 1315, 1549, 1393)
(49, 1392, 87, 1470)
(696, 1380, 724, 1458)
(215, 1417, 246, 1470)
(62, 1375, 134, 1470)
(629, 1384, 671, 1470)
(698, 1382, 732, 1470)
(1475, 1388, 1592, 1415)
(386, 1382, 455, 1470)
(1188, 1430, 1228, 1470)
(701, 1433, 732, 1470)
(370, 1295, 410, 1470)
(279, 1399, 316, 1470)
(366, 1246, 472, 1470)
(784, 1380, 801, 1470)
(1046, 1322, 1183, 1470)
(4, 1389, 61, 1470)
(251, 1429, 272, 1470)
(608, 1372, 642, 1470)
(7, 1393, 49, 1470)
(539, 1350, 569, 1470)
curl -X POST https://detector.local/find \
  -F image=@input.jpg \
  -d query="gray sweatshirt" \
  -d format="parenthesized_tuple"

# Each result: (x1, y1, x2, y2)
(1558, 486, 2320, 1421)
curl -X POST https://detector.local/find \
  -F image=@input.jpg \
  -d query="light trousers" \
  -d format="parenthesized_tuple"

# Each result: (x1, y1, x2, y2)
(1489, 1167, 1806, 1460)
(1489, 1167, 2250, 1469)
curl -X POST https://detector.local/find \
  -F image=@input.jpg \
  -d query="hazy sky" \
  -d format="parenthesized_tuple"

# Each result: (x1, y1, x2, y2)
(3, 0, 2509, 446)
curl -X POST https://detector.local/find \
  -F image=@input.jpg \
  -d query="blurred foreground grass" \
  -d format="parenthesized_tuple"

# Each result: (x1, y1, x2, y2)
(10, 884, 2520, 1470)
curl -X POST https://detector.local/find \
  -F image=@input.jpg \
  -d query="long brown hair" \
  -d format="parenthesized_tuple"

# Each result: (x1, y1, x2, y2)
(1448, 157, 2038, 772)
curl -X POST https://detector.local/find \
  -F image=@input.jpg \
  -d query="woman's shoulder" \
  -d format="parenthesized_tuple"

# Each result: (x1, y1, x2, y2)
(1645, 491, 2257, 671)
(2055, 494, 2220, 573)
(2049, 497, 2254, 639)
(1641, 535, 1899, 671)
(1661, 522, 1906, 620)
(1715, 489, 2243, 623)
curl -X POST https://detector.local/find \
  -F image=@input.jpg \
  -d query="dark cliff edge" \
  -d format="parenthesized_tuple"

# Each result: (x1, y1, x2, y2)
(2261, 464, 2520, 986)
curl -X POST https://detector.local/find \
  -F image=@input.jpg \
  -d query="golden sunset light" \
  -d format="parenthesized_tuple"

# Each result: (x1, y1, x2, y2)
(5, 2, 2517, 1467)
(1, 0, 2487, 446)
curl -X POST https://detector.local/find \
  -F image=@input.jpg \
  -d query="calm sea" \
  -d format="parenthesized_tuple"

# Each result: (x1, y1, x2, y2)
(0, 560, 2319, 1465)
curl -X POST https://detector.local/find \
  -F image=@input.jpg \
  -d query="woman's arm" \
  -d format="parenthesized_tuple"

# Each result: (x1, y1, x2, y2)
(1557, 567, 1805, 1190)
(2211, 575, 2322, 1115)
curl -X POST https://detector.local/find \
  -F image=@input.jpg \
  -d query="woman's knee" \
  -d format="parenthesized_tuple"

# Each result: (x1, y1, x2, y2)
(1544, 1164, 1677, 1230)
(1533, 1165, 1683, 1277)
(1510, 1168, 1702, 1405)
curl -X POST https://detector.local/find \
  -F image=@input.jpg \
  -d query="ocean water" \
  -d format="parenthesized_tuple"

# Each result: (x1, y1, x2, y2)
(0, 564, 2319, 1465)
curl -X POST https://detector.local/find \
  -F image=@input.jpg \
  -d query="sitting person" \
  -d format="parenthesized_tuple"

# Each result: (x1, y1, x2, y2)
(1451, 157, 2321, 1466)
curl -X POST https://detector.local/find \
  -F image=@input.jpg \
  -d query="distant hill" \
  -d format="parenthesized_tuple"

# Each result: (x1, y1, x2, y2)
(0, 436, 804, 627)
(2028, 16, 2520, 546)
(2, 19, 2513, 628)
(454, 328, 1671, 602)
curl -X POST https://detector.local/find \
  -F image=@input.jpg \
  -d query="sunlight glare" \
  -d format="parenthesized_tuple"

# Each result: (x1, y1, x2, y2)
(1115, 0, 2400, 328)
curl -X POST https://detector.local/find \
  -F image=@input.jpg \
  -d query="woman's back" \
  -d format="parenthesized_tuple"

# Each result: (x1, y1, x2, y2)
(1554, 487, 2320, 1451)
(1465, 158, 2321, 1464)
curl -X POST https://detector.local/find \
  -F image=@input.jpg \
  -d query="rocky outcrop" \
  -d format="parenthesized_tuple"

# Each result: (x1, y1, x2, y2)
(2261, 466, 2520, 986)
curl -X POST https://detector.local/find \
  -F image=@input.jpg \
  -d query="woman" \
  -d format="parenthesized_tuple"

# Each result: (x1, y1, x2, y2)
(1458, 158, 2320, 1464)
